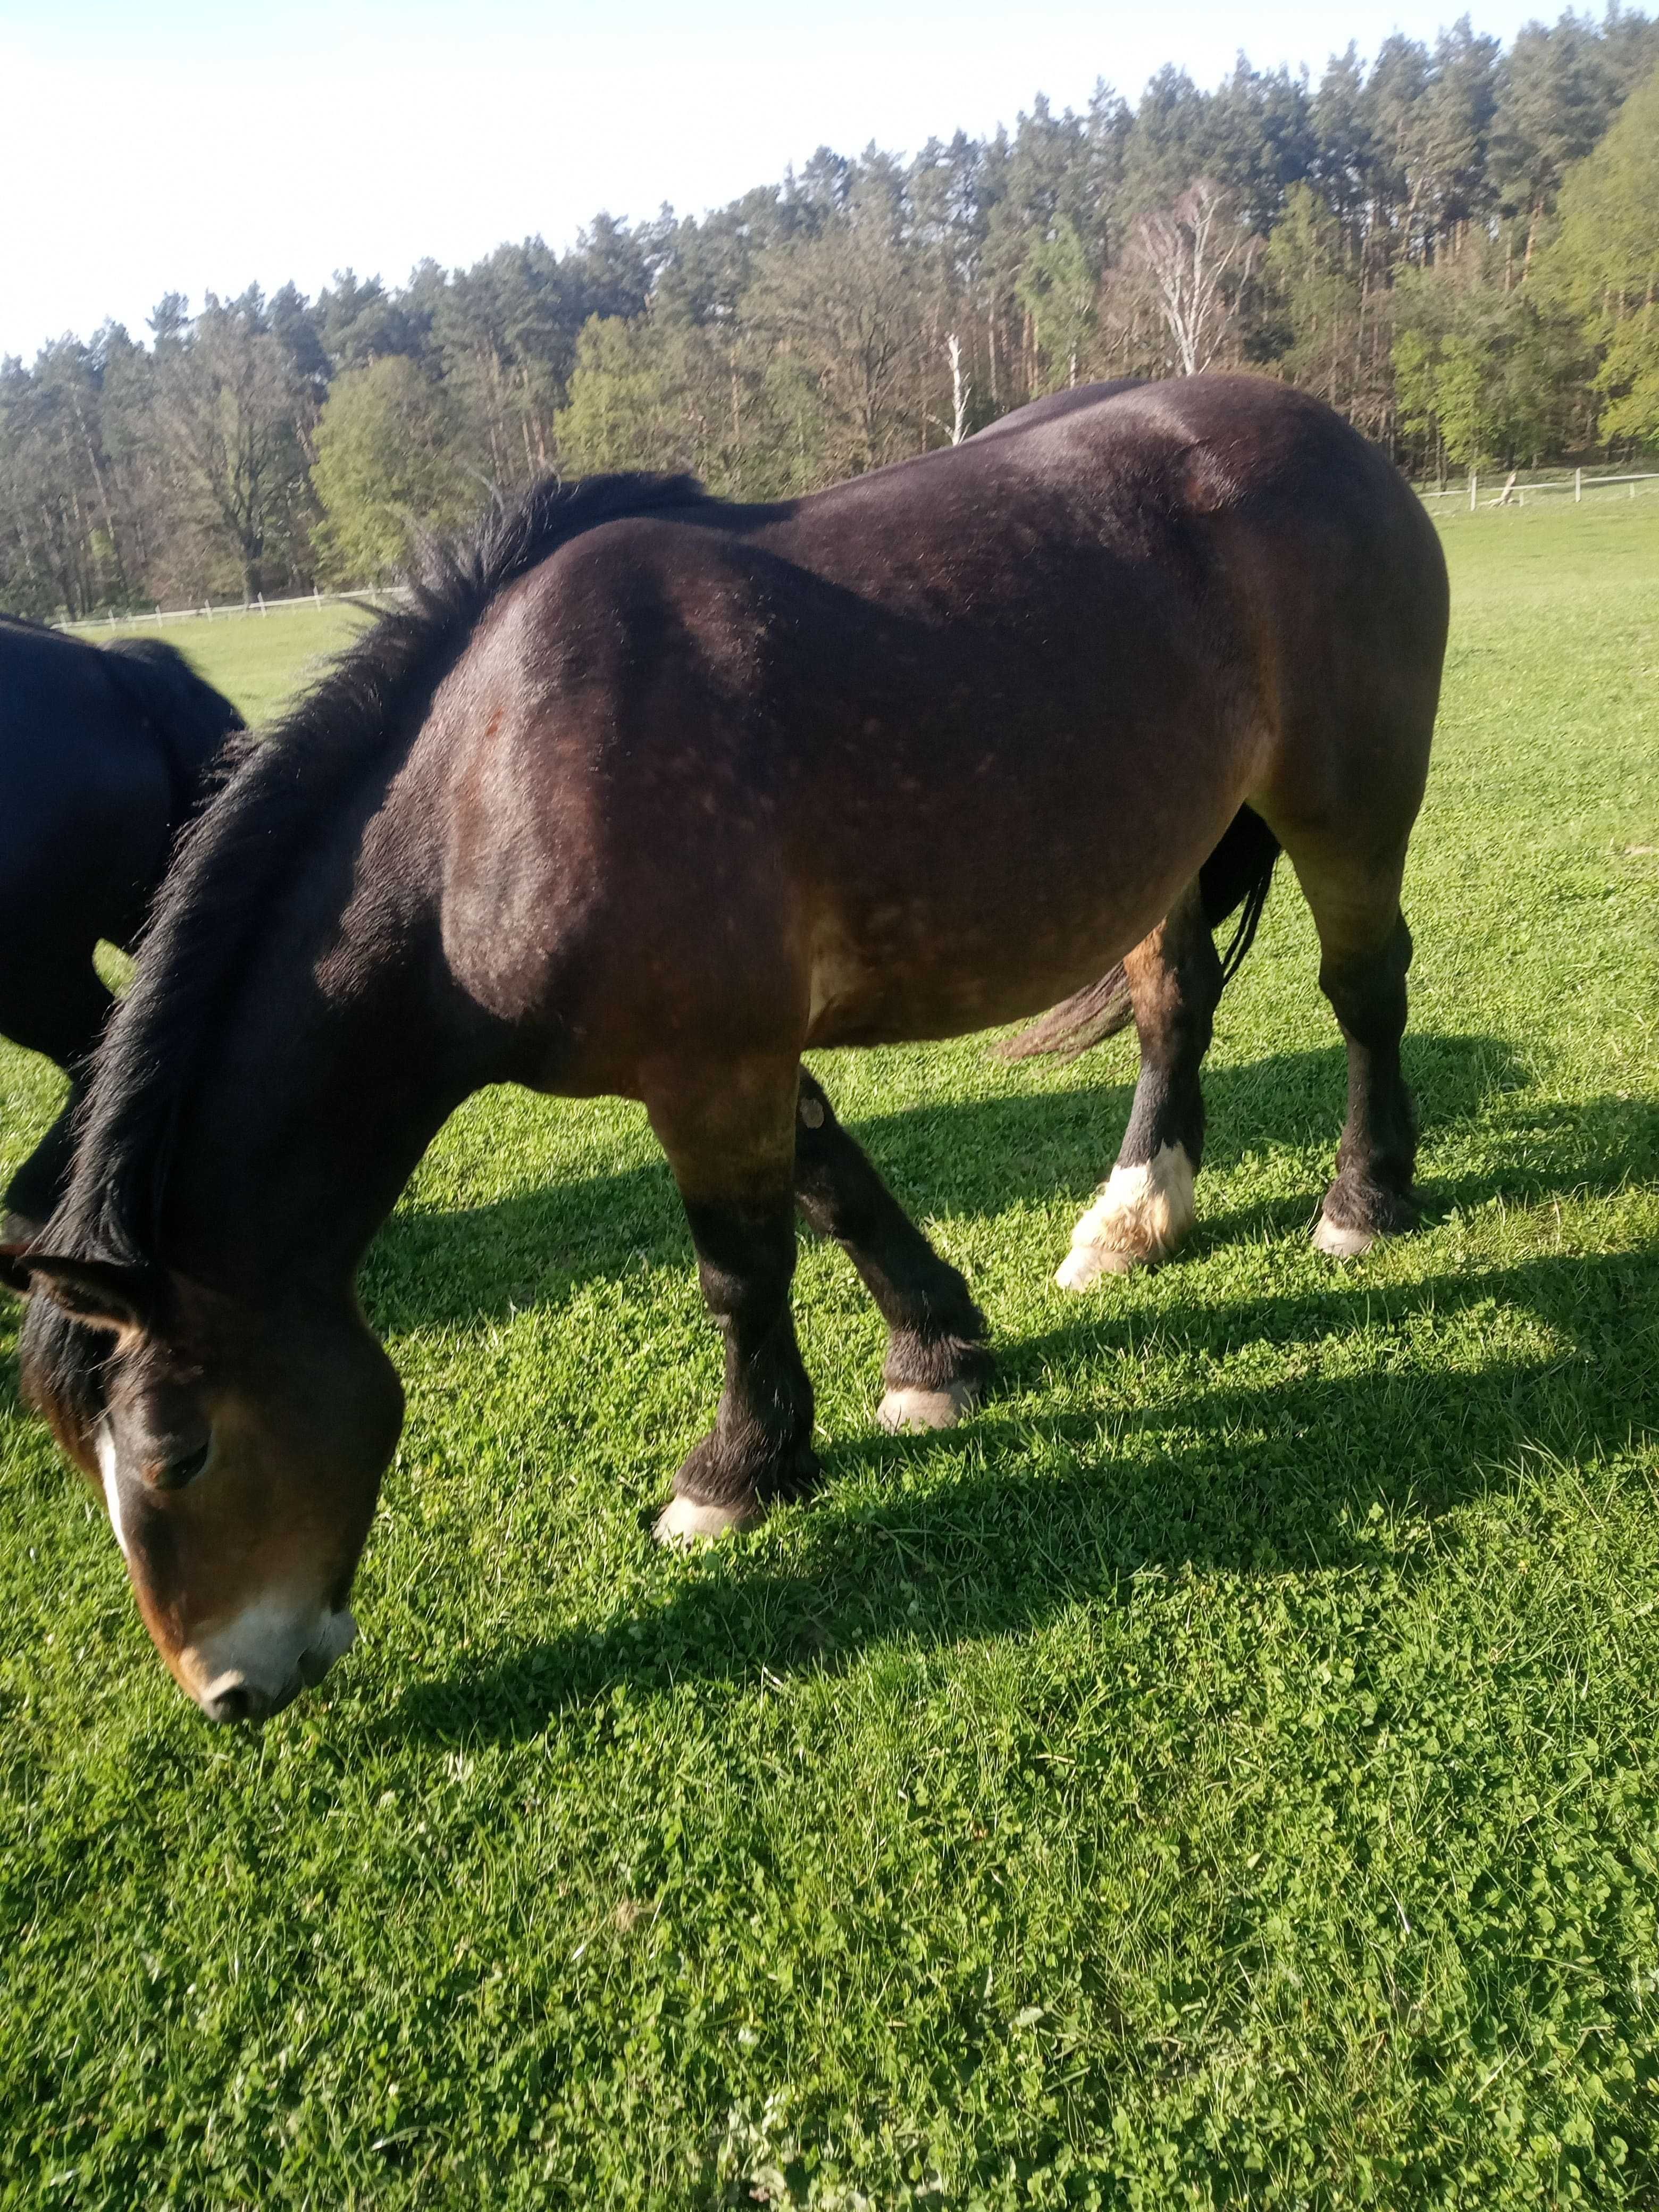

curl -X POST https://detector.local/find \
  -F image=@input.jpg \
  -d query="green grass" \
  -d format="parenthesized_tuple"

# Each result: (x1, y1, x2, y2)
(96, 604, 371, 725)
(2, 506, 1656, 2208)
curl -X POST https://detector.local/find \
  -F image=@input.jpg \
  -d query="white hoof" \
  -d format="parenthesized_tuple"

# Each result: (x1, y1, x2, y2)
(1057, 1144, 1196, 1290)
(651, 1493, 763, 1547)
(1312, 1213, 1376, 1259)
(877, 1380, 978, 1432)
(1054, 1241, 1137, 1290)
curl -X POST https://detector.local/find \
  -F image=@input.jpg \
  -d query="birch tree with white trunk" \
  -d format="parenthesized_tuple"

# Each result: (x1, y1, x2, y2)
(1128, 179, 1259, 376)
(945, 333, 970, 443)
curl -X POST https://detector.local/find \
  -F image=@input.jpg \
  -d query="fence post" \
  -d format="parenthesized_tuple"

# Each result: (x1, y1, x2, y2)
(258, 593, 266, 617)
(1575, 467, 1582, 504)
(1469, 469, 1477, 513)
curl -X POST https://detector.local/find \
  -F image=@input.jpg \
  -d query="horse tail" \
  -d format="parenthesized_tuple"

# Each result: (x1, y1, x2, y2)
(994, 805, 1280, 1064)
(1202, 803, 1281, 985)
(992, 966, 1135, 1063)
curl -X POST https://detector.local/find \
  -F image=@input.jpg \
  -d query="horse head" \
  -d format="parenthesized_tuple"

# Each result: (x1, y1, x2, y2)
(3, 1246, 401, 1723)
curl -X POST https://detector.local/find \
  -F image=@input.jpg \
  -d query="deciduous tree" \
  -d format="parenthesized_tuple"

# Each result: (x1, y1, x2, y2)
(311, 356, 474, 583)
(1126, 179, 1258, 375)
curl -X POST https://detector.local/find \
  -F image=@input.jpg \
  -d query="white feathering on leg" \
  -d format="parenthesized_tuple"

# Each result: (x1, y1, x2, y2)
(1055, 1143, 1196, 1289)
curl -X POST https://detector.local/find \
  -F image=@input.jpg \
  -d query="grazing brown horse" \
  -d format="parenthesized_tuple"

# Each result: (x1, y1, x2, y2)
(0, 615, 243, 1239)
(3, 375, 1448, 1724)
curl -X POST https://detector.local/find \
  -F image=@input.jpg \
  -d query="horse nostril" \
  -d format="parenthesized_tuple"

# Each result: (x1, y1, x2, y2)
(204, 1679, 262, 1725)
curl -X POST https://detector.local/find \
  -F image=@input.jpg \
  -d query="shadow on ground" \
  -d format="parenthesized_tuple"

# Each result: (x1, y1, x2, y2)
(387, 1235, 1658, 1747)
(362, 1033, 1653, 1338)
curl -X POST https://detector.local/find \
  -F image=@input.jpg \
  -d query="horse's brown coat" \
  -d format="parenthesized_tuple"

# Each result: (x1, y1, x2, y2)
(10, 376, 1448, 1720)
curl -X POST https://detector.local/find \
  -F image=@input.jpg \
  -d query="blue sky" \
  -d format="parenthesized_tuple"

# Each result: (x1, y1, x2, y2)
(2, 0, 1547, 360)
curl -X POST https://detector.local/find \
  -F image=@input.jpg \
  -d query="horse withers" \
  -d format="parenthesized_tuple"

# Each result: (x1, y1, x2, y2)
(0, 616, 244, 1239)
(4, 376, 1448, 1723)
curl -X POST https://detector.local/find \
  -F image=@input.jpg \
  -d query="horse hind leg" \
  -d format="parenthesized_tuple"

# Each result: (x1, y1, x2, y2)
(793, 1066, 992, 1430)
(1283, 837, 1420, 1256)
(1057, 876, 1219, 1289)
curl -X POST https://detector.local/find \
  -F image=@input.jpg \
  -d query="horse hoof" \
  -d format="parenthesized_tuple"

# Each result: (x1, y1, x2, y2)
(652, 1493, 765, 1547)
(877, 1380, 978, 1432)
(1054, 1241, 1138, 1290)
(1312, 1213, 1376, 1259)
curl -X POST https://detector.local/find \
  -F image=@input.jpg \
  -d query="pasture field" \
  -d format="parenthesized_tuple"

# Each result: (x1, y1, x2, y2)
(81, 603, 373, 726)
(2, 506, 1656, 2209)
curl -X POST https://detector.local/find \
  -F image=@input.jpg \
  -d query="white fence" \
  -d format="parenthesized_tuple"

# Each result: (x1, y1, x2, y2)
(55, 585, 403, 636)
(1418, 468, 1659, 513)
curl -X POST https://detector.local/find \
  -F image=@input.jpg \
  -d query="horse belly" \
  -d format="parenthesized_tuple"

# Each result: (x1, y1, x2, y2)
(801, 793, 1229, 1049)
(782, 593, 1258, 1047)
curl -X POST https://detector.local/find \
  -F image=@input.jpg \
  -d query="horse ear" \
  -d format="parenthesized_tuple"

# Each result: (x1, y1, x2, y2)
(1, 1251, 165, 1336)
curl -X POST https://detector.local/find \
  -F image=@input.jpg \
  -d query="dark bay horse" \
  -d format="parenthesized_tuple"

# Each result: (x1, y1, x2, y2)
(0, 615, 242, 1238)
(3, 376, 1448, 1723)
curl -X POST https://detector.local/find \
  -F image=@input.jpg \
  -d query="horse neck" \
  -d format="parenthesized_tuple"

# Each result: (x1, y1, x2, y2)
(159, 778, 505, 1300)
(102, 647, 237, 823)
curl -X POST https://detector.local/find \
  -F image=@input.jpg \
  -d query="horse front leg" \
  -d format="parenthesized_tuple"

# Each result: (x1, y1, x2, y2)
(646, 1057, 820, 1543)
(793, 1066, 992, 1430)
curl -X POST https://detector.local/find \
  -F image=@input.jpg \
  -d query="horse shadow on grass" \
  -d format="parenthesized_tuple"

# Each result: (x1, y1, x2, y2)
(362, 1030, 1651, 1338)
(369, 1029, 1658, 1744)
(387, 1225, 1659, 1747)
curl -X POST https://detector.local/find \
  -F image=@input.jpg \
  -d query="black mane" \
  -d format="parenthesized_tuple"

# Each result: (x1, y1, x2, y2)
(30, 471, 712, 1341)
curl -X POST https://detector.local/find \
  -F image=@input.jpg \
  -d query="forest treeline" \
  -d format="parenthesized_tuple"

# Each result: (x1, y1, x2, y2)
(6, 9, 1659, 618)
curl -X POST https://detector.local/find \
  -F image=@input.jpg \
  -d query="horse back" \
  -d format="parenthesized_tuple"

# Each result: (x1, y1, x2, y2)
(412, 375, 1448, 1066)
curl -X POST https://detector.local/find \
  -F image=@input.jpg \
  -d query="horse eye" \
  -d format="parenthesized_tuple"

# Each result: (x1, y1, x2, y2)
(157, 1441, 211, 1490)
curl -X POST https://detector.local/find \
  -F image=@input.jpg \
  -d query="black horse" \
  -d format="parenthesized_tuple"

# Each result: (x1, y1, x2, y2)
(0, 614, 243, 1238)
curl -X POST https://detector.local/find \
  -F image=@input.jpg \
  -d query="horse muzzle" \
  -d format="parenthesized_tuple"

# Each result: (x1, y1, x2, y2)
(186, 1604, 359, 1725)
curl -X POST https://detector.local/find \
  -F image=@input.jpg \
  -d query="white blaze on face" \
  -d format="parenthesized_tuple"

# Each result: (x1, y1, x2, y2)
(96, 1423, 131, 1561)
(179, 1595, 359, 1714)
(92, 1422, 359, 1719)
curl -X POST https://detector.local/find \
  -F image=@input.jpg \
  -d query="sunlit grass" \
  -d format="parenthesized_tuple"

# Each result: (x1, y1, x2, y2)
(1, 503, 1655, 2206)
